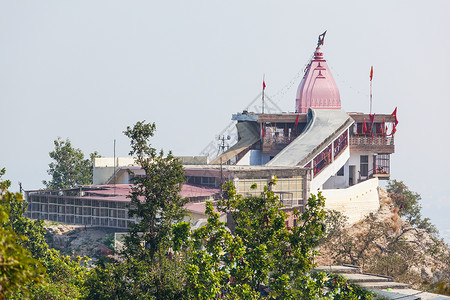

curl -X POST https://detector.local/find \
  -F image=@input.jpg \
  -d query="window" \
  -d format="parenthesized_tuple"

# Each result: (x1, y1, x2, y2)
(337, 166, 344, 176)
(360, 155, 368, 177)
(374, 154, 390, 174)
(186, 176, 216, 186)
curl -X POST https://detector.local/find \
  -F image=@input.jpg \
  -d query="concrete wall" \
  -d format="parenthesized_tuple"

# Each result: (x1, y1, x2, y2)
(95, 157, 137, 168)
(234, 176, 304, 208)
(323, 160, 349, 189)
(93, 167, 115, 185)
(93, 158, 137, 185)
(320, 177, 380, 225)
(237, 150, 273, 166)
(348, 150, 375, 182)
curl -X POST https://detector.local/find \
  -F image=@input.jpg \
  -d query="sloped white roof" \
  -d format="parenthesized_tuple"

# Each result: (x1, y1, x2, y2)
(266, 109, 353, 167)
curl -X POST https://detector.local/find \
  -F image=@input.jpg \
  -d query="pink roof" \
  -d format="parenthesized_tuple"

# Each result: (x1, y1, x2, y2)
(295, 46, 341, 113)
(84, 184, 131, 201)
(180, 184, 220, 198)
(80, 183, 220, 202)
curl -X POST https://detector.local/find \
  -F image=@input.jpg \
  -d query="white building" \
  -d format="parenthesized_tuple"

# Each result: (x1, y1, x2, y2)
(26, 34, 397, 228)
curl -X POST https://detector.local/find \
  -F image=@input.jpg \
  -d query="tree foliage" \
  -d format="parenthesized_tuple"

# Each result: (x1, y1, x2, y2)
(320, 209, 348, 244)
(84, 251, 189, 300)
(186, 180, 373, 299)
(122, 121, 188, 260)
(2, 168, 89, 299)
(84, 121, 190, 299)
(320, 180, 450, 293)
(387, 179, 438, 236)
(43, 137, 100, 189)
(0, 168, 45, 299)
(84, 122, 372, 299)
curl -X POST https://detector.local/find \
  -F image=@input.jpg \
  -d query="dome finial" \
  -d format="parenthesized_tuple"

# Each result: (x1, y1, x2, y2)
(317, 30, 327, 48)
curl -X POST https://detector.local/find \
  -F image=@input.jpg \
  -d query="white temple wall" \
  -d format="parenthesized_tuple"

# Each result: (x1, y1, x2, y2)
(322, 160, 349, 189)
(348, 150, 375, 183)
(320, 177, 380, 225)
(93, 167, 115, 185)
(236, 150, 272, 166)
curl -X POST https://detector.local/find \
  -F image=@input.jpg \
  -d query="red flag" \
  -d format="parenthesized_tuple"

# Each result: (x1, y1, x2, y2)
(363, 117, 367, 133)
(293, 114, 300, 131)
(392, 107, 398, 126)
(263, 80, 266, 90)
(294, 114, 300, 126)
(370, 66, 373, 81)
(387, 126, 397, 136)
(262, 124, 265, 137)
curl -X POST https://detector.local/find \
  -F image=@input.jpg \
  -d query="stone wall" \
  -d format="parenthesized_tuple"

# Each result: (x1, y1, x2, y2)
(321, 177, 380, 225)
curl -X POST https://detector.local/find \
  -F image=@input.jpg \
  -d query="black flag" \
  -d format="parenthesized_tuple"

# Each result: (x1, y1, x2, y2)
(317, 30, 327, 47)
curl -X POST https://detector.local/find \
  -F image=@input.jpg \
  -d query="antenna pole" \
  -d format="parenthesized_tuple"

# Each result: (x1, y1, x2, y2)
(113, 139, 116, 196)
(369, 66, 373, 114)
(262, 88, 265, 114)
(220, 157, 223, 195)
(370, 80, 373, 114)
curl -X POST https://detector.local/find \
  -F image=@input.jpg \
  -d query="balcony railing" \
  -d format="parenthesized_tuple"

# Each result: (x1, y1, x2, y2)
(350, 136, 394, 146)
(263, 134, 292, 145)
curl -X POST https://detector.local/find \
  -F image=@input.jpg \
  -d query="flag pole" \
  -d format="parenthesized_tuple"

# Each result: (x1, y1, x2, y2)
(370, 80, 373, 114)
(369, 66, 373, 114)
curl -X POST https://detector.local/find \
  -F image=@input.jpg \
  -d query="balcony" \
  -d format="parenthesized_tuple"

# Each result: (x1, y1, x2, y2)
(262, 133, 295, 153)
(356, 154, 391, 183)
(349, 135, 395, 153)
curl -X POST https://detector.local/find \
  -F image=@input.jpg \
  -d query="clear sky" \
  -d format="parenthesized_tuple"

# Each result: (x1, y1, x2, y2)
(1, 1, 449, 241)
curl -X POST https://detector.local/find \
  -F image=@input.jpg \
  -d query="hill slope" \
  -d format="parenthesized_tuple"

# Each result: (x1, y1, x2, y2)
(317, 187, 450, 292)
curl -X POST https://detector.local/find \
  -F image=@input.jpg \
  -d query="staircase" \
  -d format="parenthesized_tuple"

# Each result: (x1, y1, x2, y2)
(315, 265, 450, 299)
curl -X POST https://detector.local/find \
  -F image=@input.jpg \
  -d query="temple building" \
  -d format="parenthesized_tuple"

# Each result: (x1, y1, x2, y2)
(211, 38, 396, 191)
(25, 34, 398, 229)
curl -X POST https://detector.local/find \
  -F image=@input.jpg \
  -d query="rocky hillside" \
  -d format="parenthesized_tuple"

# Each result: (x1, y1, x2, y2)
(44, 222, 117, 259)
(317, 187, 450, 292)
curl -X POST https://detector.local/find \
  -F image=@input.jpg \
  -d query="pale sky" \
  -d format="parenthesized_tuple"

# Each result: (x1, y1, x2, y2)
(1, 1, 449, 241)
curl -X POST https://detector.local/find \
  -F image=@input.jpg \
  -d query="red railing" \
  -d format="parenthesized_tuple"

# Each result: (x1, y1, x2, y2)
(313, 144, 332, 176)
(334, 130, 348, 159)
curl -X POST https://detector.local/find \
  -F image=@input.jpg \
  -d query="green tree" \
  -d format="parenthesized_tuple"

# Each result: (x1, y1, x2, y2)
(85, 252, 189, 300)
(122, 121, 188, 260)
(186, 180, 373, 299)
(320, 209, 348, 244)
(43, 137, 100, 189)
(2, 167, 89, 299)
(85, 121, 190, 299)
(387, 179, 438, 235)
(0, 168, 45, 299)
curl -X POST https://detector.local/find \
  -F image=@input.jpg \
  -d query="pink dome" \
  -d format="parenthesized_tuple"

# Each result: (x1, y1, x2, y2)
(295, 46, 341, 113)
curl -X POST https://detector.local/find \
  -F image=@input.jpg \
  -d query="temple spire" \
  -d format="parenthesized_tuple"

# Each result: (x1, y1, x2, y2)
(295, 32, 341, 113)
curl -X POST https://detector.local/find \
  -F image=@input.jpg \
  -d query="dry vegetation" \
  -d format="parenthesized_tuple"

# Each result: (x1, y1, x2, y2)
(317, 187, 450, 294)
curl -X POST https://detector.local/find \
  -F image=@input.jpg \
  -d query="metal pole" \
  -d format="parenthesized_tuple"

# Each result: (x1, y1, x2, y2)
(370, 80, 373, 114)
(220, 157, 223, 196)
(113, 139, 116, 196)
(262, 89, 265, 114)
